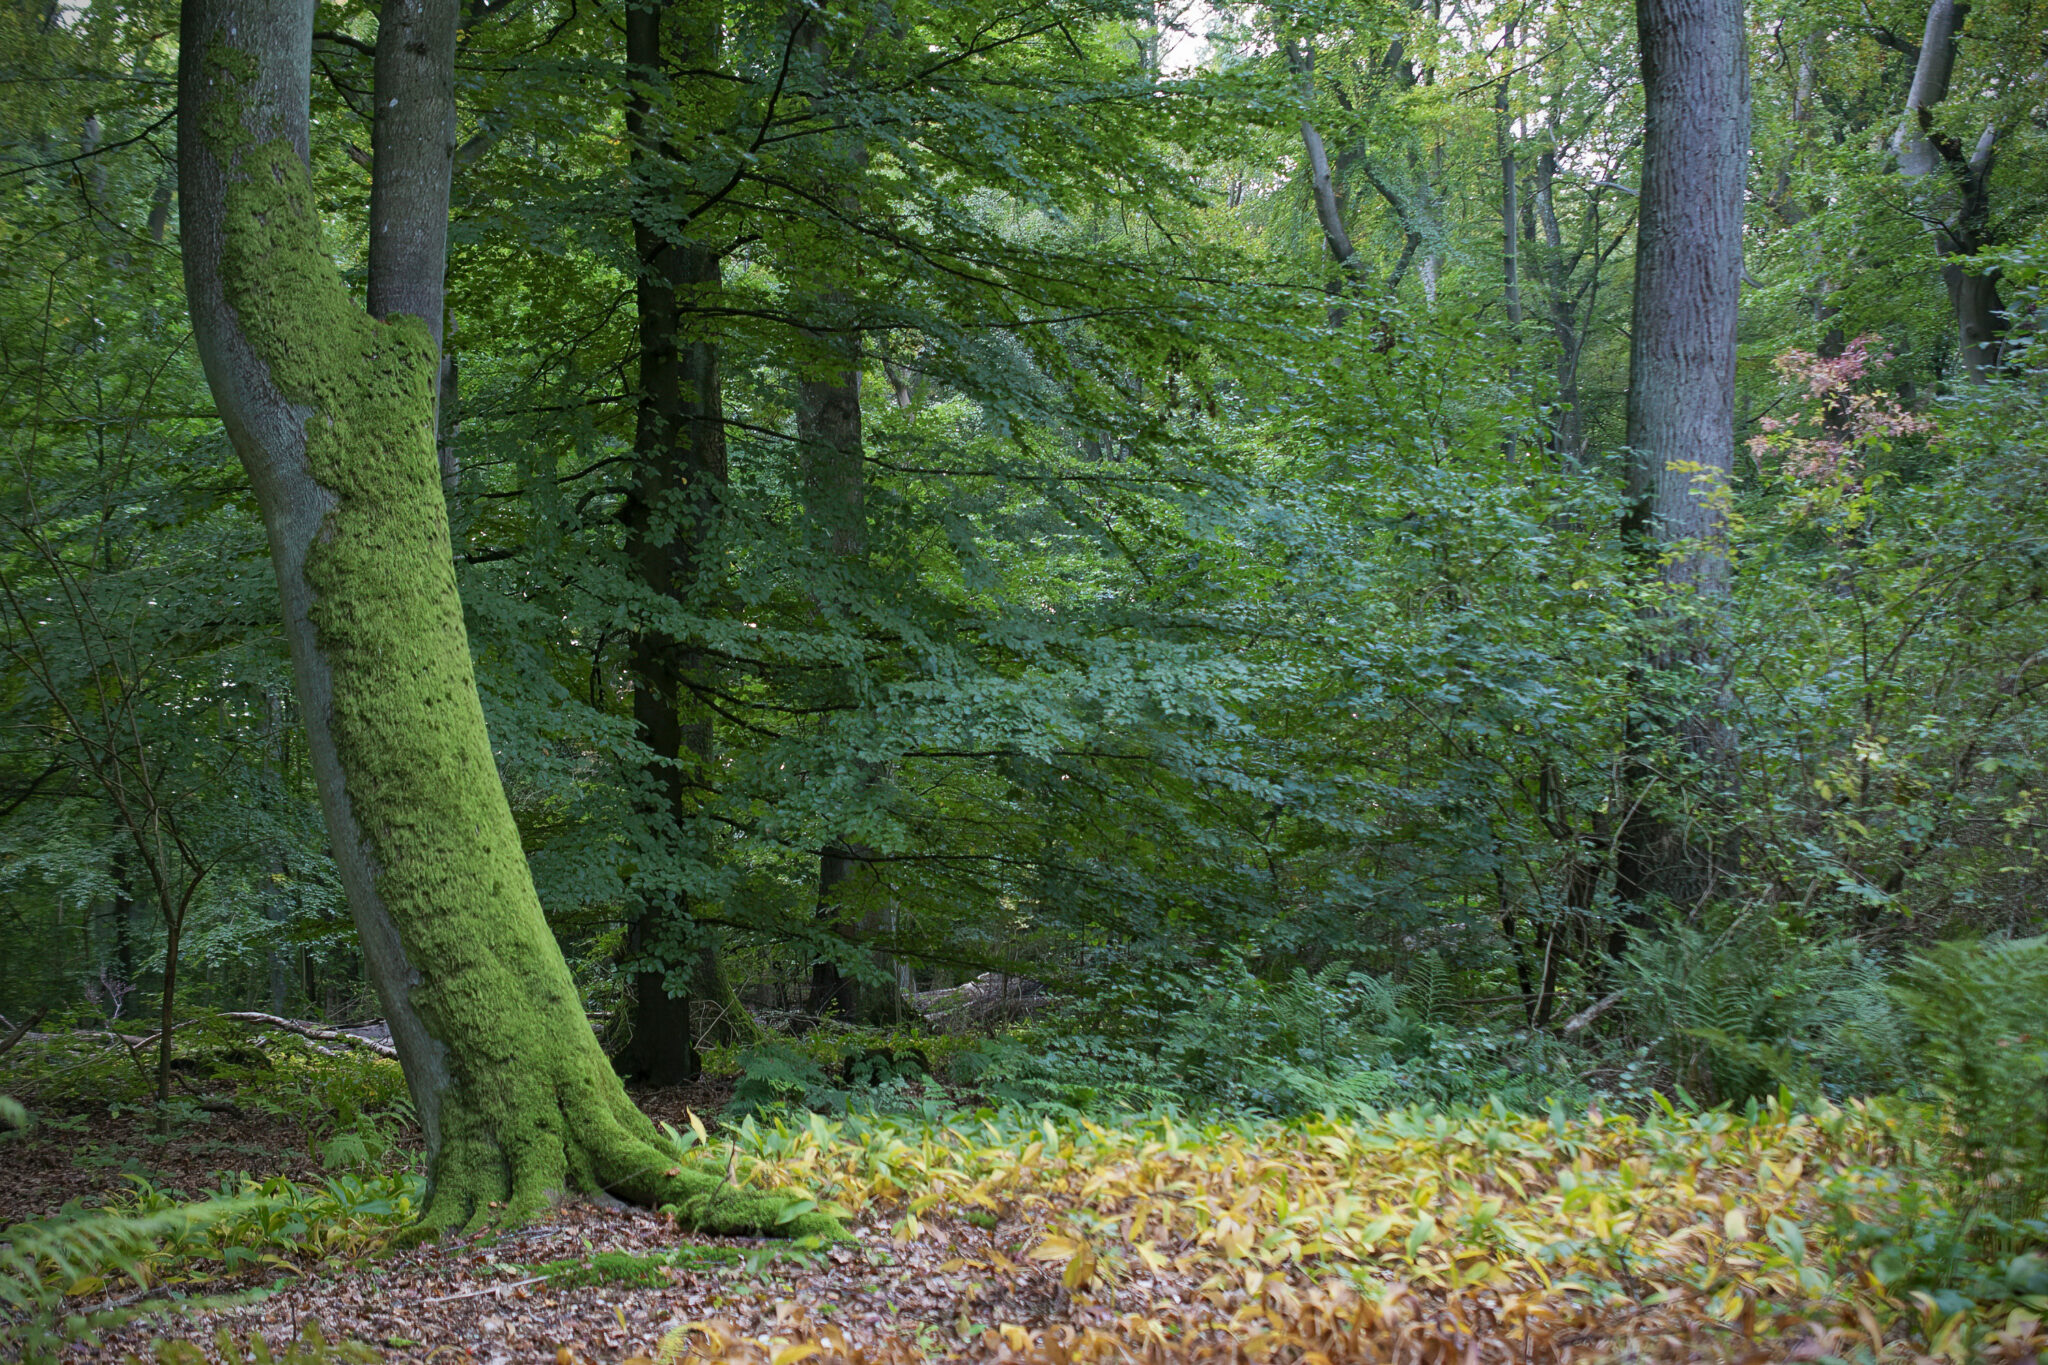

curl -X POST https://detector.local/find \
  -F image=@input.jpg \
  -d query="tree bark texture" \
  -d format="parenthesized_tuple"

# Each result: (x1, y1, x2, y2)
(1616, 0, 1748, 914)
(1283, 40, 1369, 325)
(793, 282, 907, 1026)
(788, 21, 909, 1026)
(1623, 0, 1746, 594)
(177, 0, 826, 1238)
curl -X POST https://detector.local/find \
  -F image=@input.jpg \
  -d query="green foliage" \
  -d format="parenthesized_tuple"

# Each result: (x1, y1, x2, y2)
(521, 1250, 676, 1290)
(727, 1041, 847, 1117)
(1621, 919, 1908, 1104)
(957, 964, 1595, 1117)
(1892, 937, 2048, 1246)
(1, 1013, 411, 1168)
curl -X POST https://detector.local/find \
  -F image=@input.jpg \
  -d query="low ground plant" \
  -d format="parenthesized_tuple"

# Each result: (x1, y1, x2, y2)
(0, 1172, 420, 1362)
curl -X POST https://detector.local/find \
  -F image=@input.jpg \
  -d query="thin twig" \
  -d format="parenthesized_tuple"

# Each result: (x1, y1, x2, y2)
(424, 1275, 551, 1304)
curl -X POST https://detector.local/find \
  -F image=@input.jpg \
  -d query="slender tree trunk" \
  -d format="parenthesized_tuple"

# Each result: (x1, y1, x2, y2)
(1531, 142, 1585, 469)
(112, 852, 134, 983)
(1496, 30, 1523, 336)
(1615, 0, 1749, 916)
(155, 906, 179, 1122)
(1284, 40, 1368, 325)
(177, 0, 824, 1237)
(616, 0, 756, 1084)
(795, 279, 906, 1026)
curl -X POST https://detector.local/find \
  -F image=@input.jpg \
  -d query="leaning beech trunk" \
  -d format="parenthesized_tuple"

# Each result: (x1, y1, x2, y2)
(177, 0, 831, 1238)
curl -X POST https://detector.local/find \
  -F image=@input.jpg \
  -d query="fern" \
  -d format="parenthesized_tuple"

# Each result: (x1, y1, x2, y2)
(1892, 936, 2048, 1249)
(1624, 919, 1907, 1103)
(0, 1197, 254, 1362)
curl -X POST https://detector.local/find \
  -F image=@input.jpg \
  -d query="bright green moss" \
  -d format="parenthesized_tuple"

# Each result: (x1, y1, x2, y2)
(195, 36, 836, 1244)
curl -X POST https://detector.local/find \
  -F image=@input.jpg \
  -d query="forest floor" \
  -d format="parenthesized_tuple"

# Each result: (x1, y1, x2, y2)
(5, 1037, 2037, 1364)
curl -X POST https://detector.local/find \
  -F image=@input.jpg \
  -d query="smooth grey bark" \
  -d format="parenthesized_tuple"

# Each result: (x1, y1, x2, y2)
(367, 0, 457, 350)
(1616, 0, 1749, 914)
(1285, 39, 1432, 319)
(1890, 0, 2005, 380)
(1282, 40, 1368, 326)
(179, 0, 455, 1154)
(370, 0, 461, 493)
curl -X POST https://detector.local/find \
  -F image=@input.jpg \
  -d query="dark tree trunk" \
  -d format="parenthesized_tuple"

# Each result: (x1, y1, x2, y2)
(1616, 0, 1749, 917)
(788, 21, 909, 1027)
(795, 297, 908, 1026)
(615, 0, 755, 1084)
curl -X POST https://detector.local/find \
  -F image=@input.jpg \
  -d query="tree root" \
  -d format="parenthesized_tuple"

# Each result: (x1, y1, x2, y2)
(411, 1075, 841, 1242)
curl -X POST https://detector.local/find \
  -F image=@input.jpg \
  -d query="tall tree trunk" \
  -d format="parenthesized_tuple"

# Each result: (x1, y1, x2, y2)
(615, 0, 756, 1085)
(1890, 0, 2005, 380)
(1284, 40, 1368, 325)
(788, 20, 909, 1026)
(1530, 146, 1585, 468)
(1497, 25, 1524, 461)
(796, 339, 906, 1025)
(792, 301, 906, 1019)
(177, 0, 825, 1238)
(1615, 0, 1749, 916)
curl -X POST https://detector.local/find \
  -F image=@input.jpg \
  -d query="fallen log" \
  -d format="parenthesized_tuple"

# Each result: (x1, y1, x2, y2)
(218, 1012, 398, 1059)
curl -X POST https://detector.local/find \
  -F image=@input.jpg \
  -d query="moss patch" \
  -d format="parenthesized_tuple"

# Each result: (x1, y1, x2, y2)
(525, 1251, 676, 1291)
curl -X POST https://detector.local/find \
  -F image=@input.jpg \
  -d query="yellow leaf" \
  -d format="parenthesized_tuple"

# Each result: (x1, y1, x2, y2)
(1029, 1236, 1081, 1262)
(771, 1345, 822, 1365)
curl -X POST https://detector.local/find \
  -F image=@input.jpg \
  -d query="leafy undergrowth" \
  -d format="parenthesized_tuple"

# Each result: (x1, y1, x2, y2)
(29, 1099, 2048, 1364)
(700, 1097, 2043, 1363)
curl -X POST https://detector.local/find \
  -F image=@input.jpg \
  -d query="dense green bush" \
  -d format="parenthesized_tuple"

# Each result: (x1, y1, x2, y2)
(954, 962, 1597, 1117)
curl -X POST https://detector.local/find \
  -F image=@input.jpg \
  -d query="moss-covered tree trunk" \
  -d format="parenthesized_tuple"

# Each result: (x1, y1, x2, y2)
(177, 0, 828, 1238)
